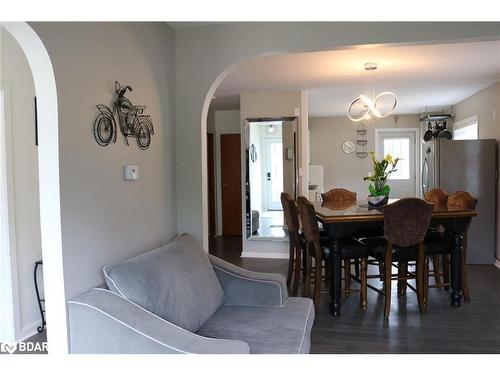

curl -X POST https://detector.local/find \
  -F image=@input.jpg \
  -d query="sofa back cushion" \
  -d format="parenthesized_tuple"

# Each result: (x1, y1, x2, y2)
(103, 234, 225, 332)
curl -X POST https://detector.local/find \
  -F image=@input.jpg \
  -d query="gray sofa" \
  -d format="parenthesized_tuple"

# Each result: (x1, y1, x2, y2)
(68, 234, 314, 354)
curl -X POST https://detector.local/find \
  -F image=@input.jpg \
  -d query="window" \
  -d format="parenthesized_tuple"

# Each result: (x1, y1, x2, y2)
(453, 115, 478, 140)
(383, 137, 410, 180)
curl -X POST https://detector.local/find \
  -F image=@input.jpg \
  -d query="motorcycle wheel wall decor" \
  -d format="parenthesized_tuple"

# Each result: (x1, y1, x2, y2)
(93, 81, 154, 150)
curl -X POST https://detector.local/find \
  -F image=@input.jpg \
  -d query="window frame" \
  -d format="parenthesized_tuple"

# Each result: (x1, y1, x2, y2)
(453, 115, 478, 140)
(374, 127, 421, 198)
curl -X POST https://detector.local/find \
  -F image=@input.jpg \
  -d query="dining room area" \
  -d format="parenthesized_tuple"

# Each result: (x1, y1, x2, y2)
(206, 38, 500, 353)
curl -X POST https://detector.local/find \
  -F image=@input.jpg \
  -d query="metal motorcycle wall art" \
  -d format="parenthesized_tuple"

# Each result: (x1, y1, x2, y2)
(93, 81, 154, 150)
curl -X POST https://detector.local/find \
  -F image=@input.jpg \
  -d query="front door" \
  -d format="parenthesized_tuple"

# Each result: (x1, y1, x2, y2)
(376, 129, 418, 198)
(220, 134, 242, 236)
(264, 138, 283, 210)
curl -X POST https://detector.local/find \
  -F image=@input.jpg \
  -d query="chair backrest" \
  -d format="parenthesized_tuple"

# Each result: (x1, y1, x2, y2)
(447, 191, 477, 210)
(384, 198, 434, 247)
(296, 196, 320, 243)
(424, 188, 448, 205)
(321, 188, 357, 209)
(281, 192, 300, 238)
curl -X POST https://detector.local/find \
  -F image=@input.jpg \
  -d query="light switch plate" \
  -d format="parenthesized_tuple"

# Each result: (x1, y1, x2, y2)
(124, 165, 139, 181)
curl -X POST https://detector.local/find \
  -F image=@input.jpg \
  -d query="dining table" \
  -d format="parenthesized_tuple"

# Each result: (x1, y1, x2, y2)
(314, 199, 478, 317)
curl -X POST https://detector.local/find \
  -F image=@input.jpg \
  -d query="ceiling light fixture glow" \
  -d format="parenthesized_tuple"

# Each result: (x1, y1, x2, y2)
(347, 63, 397, 122)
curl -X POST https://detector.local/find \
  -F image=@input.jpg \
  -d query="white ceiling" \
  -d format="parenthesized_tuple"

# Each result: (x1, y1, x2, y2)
(213, 40, 500, 117)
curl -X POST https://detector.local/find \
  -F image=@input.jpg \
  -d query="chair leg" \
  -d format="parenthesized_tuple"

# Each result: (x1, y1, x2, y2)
(443, 254, 450, 291)
(324, 258, 330, 286)
(304, 251, 312, 298)
(354, 259, 360, 277)
(416, 243, 426, 314)
(397, 262, 405, 297)
(384, 244, 393, 319)
(462, 241, 470, 302)
(379, 261, 384, 281)
(344, 259, 351, 296)
(423, 256, 429, 306)
(292, 245, 302, 296)
(314, 257, 322, 310)
(360, 257, 367, 310)
(433, 255, 441, 288)
(287, 242, 294, 287)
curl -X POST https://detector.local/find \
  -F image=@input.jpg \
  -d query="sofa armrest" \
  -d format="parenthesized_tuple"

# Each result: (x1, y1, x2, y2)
(209, 254, 288, 307)
(68, 288, 250, 354)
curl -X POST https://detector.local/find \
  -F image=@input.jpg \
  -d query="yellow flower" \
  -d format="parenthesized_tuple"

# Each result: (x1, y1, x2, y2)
(384, 154, 393, 163)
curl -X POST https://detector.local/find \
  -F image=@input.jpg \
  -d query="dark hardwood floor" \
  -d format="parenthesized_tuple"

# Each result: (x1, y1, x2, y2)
(210, 235, 500, 354)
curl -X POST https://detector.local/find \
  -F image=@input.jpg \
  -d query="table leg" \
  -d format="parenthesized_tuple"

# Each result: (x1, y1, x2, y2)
(329, 235, 342, 316)
(450, 230, 464, 307)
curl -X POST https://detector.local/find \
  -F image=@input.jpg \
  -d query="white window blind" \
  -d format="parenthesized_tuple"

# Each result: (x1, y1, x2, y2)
(453, 115, 478, 140)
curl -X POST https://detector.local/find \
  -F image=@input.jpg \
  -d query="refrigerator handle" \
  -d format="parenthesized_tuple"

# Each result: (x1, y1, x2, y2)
(422, 157, 428, 196)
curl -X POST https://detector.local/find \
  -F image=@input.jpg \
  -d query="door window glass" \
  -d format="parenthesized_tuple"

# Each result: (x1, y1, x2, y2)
(383, 137, 410, 180)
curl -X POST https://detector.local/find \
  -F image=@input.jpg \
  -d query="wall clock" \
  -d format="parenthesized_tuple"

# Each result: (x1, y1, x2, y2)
(342, 140, 355, 154)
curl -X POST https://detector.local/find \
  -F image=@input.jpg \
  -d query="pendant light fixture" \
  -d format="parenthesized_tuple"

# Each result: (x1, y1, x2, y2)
(347, 63, 397, 122)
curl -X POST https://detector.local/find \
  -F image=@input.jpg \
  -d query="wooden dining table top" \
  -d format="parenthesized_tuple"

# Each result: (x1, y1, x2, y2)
(314, 199, 478, 224)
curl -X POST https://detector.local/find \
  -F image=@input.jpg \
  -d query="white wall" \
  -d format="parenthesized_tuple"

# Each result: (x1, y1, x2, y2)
(454, 81, 500, 261)
(309, 114, 420, 198)
(211, 109, 241, 236)
(174, 22, 500, 249)
(0, 28, 42, 340)
(31, 22, 177, 299)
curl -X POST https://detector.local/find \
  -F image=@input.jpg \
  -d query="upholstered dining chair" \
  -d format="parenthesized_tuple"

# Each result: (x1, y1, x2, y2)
(367, 198, 434, 318)
(297, 196, 369, 310)
(321, 188, 357, 209)
(321, 188, 364, 294)
(423, 188, 449, 289)
(281, 192, 303, 296)
(425, 191, 477, 302)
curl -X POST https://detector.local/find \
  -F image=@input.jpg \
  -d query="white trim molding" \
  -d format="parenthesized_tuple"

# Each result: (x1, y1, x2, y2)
(2, 22, 67, 354)
(495, 258, 500, 270)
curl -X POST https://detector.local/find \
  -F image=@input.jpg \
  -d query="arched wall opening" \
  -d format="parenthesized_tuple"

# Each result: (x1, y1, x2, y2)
(198, 32, 500, 253)
(1, 22, 67, 354)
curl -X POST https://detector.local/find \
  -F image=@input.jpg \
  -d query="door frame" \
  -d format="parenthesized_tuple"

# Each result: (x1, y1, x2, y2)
(374, 127, 421, 198)
(207, 133, 216, 237)
(220, 133, 242, 236)
(0, 83, 21, 343)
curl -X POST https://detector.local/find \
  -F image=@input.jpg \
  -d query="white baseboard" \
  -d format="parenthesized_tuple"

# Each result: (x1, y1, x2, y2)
(17, 320, 41, 342)
(241, 251, 289, 259)
(495, 258, 500, 269)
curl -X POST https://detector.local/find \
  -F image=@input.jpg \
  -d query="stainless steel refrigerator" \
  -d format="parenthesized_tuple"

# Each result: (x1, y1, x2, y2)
(421, 139, 497, 264)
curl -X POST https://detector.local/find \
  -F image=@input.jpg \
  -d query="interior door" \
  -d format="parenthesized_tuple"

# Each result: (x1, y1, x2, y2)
(221, 134, 242, 236)
(264, 138, 283, 210)
(207, 133, 216, 237)
(376, 129, 417, 198)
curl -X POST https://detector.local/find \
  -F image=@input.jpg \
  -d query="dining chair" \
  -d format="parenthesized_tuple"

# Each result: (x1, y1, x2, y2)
(321, 188, 357, 208)
(297, 196, 369, 310)
(281, 192, 303, 296)
(425, 191, 477, 302)
(321, 188, 368, 295)
(367, 198, 433, 318)
(423, 188, 449, 289)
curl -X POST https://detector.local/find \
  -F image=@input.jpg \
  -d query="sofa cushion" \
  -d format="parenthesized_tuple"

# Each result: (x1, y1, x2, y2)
(196, 297, 315, 354)
(103, 234, 225, 333)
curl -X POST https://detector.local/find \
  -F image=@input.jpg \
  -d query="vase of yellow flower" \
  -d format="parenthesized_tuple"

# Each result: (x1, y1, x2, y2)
(364, 151, 400, 207)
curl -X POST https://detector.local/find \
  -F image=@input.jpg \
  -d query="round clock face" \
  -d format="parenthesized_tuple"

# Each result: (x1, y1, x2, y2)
(342, 141, 355, 154)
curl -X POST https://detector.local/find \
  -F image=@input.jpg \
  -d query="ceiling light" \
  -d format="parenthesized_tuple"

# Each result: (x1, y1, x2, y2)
(266, 124, 277, 134)
(347, 63, 397, 122)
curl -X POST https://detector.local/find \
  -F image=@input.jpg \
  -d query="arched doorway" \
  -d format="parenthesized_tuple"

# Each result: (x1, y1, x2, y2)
(1, 22, 67, 354)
